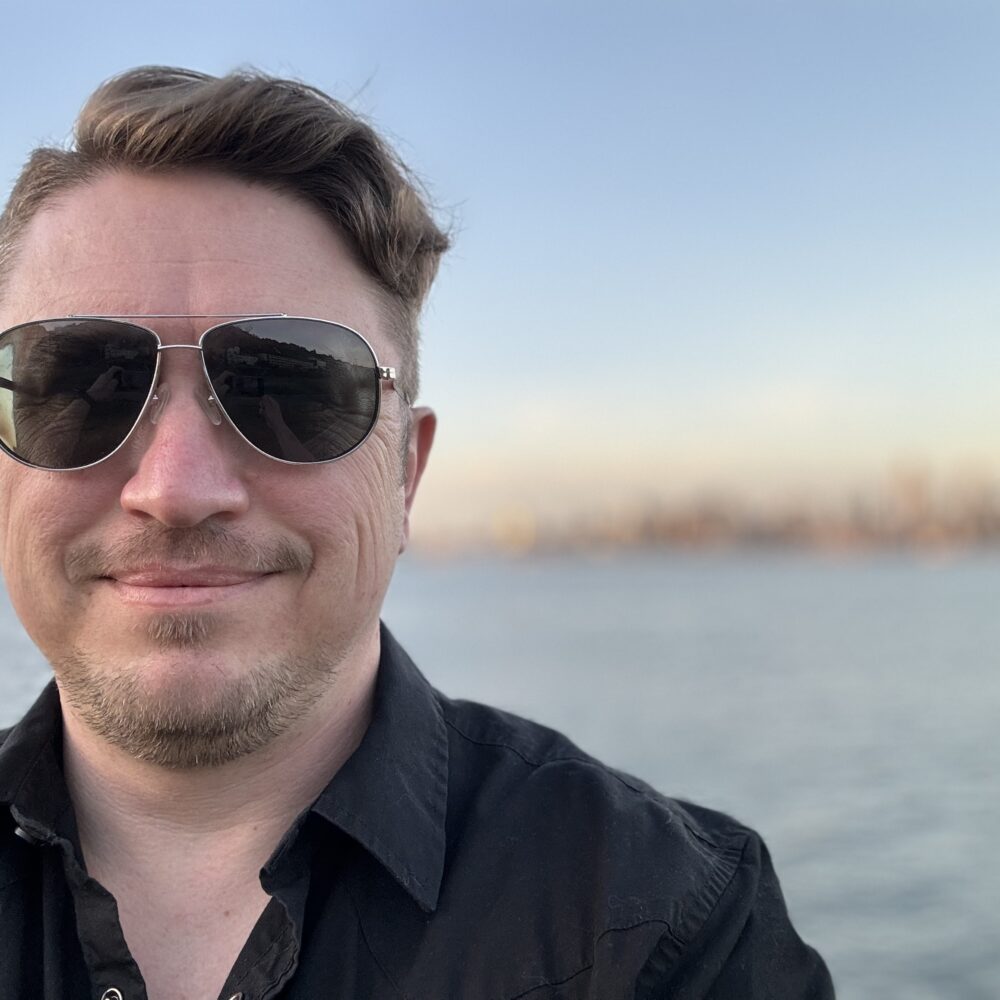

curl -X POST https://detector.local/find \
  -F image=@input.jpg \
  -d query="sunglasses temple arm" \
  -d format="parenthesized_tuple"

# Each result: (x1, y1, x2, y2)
(0, 376, 44, 398)
(381, 378, 412, 409)
(0, 376, 85, 401)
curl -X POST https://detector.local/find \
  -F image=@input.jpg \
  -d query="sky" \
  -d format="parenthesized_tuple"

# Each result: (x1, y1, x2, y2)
(3, 1, 1000, 539)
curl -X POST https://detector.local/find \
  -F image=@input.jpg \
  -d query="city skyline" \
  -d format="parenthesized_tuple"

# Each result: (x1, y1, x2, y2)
(412, 456, 1000, 552)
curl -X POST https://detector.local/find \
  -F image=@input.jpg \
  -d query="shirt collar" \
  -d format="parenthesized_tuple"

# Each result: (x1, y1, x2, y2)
(309, 623, 449, 913)
(0, 681, 75, 842)
(0, 624, 449, 913)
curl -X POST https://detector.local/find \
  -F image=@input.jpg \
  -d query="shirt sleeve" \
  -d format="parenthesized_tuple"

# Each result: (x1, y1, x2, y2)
(634, 832, 835, 999)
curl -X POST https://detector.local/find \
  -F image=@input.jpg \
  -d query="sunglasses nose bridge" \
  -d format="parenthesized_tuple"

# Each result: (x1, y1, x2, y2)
(147, 344, 223, 428)
(156, 343, 205, 355)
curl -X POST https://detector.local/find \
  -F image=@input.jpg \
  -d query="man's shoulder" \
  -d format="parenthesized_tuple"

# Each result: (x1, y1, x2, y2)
(402, 694, 834, 998)
(438, 696, 751, 955)
(440, 692, 753, 858)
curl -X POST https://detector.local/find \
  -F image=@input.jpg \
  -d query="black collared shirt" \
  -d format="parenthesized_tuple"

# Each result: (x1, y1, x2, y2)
(0, 626, 834, 999)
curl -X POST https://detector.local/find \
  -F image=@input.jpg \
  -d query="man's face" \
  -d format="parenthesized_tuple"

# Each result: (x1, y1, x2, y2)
(0, 170, 433, 766)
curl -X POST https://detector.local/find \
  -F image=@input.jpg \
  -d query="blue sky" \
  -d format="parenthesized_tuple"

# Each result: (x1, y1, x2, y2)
(3, 2, 1000, 536)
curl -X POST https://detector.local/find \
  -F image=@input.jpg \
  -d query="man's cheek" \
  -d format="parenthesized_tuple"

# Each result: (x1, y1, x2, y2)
(317, 429, 405, 517)
(0, 468, 16, 561)
(2, 500, 67, 603)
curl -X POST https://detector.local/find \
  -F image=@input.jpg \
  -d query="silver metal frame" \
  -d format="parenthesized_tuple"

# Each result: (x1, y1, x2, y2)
(0, 313, 403, 472)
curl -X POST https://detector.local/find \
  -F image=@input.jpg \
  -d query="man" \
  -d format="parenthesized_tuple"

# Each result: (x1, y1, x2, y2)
(0, 67, 834, 999)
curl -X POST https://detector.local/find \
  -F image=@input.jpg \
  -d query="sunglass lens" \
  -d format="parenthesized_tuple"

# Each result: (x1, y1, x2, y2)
(0, 320, 157, 469)
(201, 319, 380, 462)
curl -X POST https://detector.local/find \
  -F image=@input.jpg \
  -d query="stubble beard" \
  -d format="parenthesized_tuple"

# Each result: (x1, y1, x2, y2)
(54, 610, 343, 769)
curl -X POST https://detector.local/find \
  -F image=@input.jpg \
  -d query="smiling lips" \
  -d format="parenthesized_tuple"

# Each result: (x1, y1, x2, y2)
(105, 567, 274, 607)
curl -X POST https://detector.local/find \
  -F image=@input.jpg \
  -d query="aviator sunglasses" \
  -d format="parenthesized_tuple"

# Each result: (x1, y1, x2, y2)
(0, 314, 405, 471)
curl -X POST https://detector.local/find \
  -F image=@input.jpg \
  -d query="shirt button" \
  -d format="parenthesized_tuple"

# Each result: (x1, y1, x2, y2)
(100, 990, 124, 1000)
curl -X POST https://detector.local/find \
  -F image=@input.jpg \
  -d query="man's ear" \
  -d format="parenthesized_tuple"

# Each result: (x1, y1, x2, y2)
(400, 406, 436, 553)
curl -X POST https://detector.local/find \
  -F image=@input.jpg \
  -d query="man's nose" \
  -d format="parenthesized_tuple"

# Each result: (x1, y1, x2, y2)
(118, 378, 251, 526)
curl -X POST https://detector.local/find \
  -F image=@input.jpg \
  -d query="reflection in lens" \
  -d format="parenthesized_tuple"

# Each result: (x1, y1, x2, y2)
(0, 343, 14, 454)
(202, 319, 380, 462)
(0, 320, 158, 469)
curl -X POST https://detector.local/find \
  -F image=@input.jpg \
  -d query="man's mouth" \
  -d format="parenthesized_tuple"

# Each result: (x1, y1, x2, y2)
(108, 566, 272, 587)
(101, 567, 277, 607)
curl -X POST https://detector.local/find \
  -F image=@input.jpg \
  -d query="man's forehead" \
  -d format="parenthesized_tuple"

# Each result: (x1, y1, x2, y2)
(14, 172, 341, 282)
(1, 171, 388, 348)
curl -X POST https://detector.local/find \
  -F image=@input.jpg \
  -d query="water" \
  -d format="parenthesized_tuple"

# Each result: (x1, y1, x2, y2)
(2, 551, 998, 998)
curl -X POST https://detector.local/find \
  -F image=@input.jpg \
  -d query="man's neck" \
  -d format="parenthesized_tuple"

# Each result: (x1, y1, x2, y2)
(60, 629, 380, 880)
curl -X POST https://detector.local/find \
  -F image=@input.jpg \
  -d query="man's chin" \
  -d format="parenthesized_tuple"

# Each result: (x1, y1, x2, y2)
(53, 646, 336, 770)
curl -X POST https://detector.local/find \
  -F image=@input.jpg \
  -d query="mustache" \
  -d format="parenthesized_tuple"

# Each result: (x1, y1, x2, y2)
(64, 523, 312, 581)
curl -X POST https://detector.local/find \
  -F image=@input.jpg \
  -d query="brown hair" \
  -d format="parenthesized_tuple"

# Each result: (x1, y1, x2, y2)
(0, 66, 450, 402)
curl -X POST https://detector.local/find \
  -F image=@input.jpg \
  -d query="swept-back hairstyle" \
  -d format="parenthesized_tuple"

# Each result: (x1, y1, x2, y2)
(0, 66, 450, 401)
